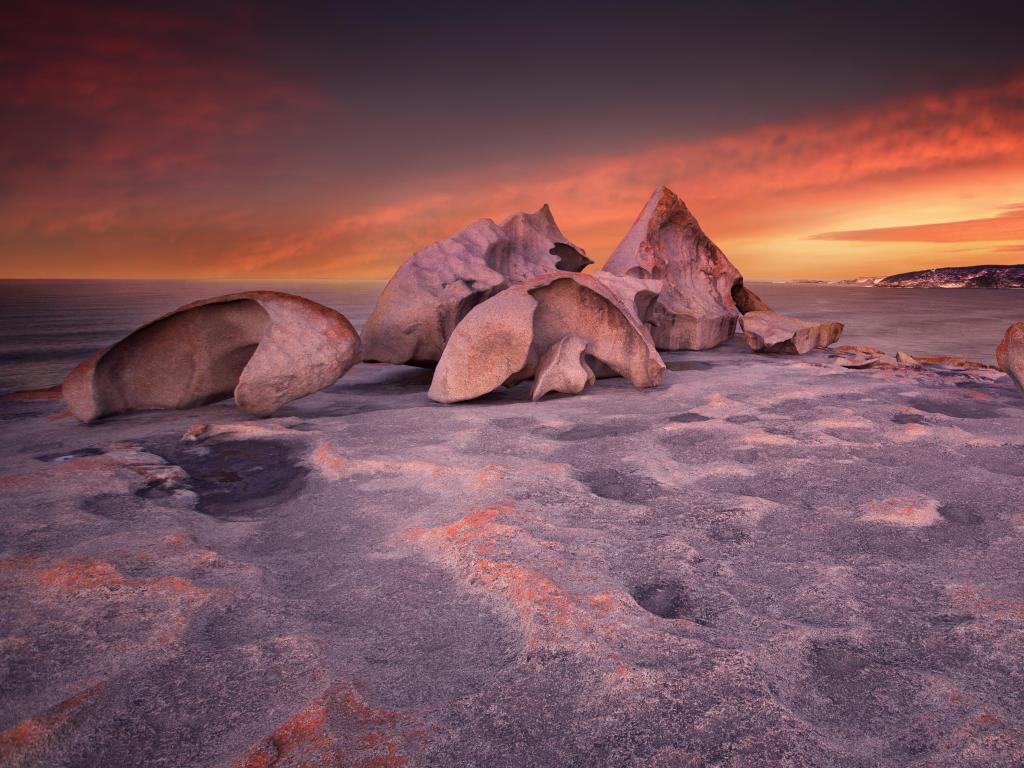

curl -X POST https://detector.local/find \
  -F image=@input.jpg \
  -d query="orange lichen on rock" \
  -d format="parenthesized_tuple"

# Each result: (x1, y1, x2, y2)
(588, 592, 617, 616)
(472, 559, 576, 646)
(0, 472, 43, 489)
(413, 507, 621, 649)
(741, 431, 799, 446)
(958, 388, 994, 401)
(232, 683, 420, 768)
(312, 442, 496, 490)
(35, 558, 207, 600)
(234, 699, 333, 768)
(312, 442, 346, 477)
(915, 355, 998, 370)
(860, 497, 941, 527)
(429, 506, 519, 558)
(0, 685, 100, 765)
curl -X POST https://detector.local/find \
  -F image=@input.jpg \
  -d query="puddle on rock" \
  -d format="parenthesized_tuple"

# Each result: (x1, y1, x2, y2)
(154, 439, 308, 519)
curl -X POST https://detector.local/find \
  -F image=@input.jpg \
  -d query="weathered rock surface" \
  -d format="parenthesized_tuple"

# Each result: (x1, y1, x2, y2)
(589, 270, 663, 326)
(61, 291, 359, 422)
(603, 186, 766, 350)
(529, 335, 596, 401)
(3, 340, 1024, 766)
(997, 322, 1024, 393)
(361, 205, 591, 366)
(741, 311, 844, 354)
(428, 273, 665, 403)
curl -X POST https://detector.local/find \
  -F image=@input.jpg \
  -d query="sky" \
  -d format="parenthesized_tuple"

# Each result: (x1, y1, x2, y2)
(2, 0, 1024, 281)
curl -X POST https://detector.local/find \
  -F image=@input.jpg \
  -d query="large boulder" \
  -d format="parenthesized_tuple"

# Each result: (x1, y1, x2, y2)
(361, 205, 591, 366)
(741, 311, 844, 354)
(997, 322, 1024, 393)
(428, 273, 665, 403)
(62, 291, 360, 422)
(603, 186, 767, 350)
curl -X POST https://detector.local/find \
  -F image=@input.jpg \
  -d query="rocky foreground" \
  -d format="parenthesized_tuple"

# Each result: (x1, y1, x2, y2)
(2, 341, 1023, 767)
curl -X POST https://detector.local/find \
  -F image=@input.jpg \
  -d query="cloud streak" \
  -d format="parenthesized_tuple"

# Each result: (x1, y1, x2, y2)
(810, 205, 1024, 242)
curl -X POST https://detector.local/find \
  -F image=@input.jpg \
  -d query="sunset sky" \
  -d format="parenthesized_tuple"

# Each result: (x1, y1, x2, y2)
(2, 0, 1024, 281)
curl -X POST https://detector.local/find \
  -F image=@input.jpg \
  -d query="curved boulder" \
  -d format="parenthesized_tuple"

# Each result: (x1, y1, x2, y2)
(428, 273, 665, 403)
(741, 311, 844, 354)
(361, 205, 591, 366)
(603, 186, 766, 350)
(62, 291, 360, 422)
(997, 322, 1024, 393)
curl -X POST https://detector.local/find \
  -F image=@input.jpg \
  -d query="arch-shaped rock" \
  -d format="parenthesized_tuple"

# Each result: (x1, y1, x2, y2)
(62, 291, 360, 422)
(428, 273, 665, 403)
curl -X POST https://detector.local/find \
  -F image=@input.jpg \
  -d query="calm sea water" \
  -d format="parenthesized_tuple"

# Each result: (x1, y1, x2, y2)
(0, 279, 1020, 393)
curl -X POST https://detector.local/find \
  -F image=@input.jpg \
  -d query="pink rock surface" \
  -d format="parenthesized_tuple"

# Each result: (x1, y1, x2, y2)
(361, 205, 591, 366)
(62, 291, 359, 422)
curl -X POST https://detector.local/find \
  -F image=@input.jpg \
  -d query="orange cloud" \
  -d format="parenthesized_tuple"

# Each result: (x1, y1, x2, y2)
(810, 205, 1024, 242)
(238, 73, 1024, 280)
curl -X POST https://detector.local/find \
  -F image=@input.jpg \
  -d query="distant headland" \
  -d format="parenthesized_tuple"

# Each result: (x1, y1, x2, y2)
(780, 264, 1024, 288)
(875, 264, 1024, 288)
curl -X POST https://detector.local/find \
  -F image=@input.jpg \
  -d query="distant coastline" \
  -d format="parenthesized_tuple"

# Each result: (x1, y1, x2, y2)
(774, 264, 1024, 288)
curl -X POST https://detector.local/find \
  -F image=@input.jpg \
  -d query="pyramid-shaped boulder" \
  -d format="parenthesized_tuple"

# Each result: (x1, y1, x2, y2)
(604, 186, 767, 350)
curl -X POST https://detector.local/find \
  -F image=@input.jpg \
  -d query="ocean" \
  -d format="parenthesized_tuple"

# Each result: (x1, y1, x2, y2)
(0, 279, 1020, 394)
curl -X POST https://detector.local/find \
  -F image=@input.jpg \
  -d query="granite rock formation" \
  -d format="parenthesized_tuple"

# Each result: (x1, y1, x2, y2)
(428, 273, 665, 403)
(741, 311, 844, 354)
(361, 205, 591, 366)
(62, 291, 360, 422)
(996, 322, 1024, 393)
(603, 186, 766, 350)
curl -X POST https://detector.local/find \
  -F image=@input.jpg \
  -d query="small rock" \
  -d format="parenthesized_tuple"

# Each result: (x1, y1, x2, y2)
(741, 311, 843, 354)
